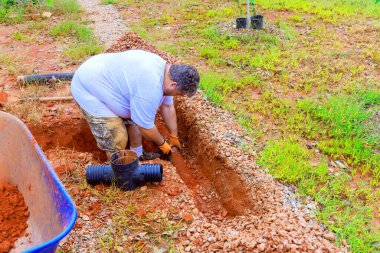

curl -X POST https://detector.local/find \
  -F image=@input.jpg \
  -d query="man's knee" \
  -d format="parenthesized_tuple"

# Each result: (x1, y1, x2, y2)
(107, 118, 128, 151)
(80, 108, 128, 153)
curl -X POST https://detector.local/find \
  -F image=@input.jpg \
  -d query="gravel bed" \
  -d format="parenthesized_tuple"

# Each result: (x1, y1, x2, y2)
(76, 0, 126, 48)
(175, 94, 349, 252)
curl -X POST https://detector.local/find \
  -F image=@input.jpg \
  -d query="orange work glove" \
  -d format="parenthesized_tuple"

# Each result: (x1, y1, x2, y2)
(158, 140, 172, 155)
(169, 134, 181, 149)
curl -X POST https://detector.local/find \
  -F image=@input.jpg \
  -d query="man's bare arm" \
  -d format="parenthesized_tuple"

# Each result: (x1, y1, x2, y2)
(160, 103, 178, 136)
(139, 125, 165, 146)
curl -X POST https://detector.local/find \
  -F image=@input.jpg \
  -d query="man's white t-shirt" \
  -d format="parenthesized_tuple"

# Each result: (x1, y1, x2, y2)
(71, 50, 173, 129)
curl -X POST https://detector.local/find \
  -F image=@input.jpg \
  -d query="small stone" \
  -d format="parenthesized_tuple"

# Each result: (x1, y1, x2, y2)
(257, 243, 266, 252)
(136, 208, 146, 217)
(81, 215, 90, 221)
(72, 187, 80, 196)
(323, 232, 335, 241)
(124, 227, 131, 235)
(185, 246, 191, 252)
(209, 242, 222, 251)
(203, 223, 211, 228)
(182, 213, 193, 223)
(115, 246, 124, 252)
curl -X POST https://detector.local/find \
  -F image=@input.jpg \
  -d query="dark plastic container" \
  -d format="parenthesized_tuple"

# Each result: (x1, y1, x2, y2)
(110, 150, 139, 190)
(236, 17, 247, 29)
(251, 14, 264, 29)
(107, 150, 163, 190)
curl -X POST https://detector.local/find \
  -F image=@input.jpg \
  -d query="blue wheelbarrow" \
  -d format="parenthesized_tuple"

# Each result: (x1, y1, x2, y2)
(0, 111, 77, 252)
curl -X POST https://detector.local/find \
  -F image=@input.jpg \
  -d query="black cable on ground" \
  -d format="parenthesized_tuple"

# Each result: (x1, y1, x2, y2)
(17, 72, 75, 84)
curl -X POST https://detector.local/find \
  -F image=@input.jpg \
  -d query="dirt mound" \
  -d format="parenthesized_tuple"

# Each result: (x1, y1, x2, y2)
(0, 184, 29, 253)
(105, 32, 179, 63)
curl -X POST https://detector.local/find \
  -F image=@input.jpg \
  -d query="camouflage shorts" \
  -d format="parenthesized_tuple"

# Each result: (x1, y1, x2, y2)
(81, 109, 129, 153)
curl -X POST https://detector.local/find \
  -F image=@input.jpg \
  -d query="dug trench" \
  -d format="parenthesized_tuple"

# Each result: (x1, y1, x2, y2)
(28, 100, 254, 217)
(27, 32, 260, 220)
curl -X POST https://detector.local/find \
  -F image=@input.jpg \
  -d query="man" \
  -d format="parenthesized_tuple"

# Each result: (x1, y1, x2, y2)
(71, 50, 200, 160)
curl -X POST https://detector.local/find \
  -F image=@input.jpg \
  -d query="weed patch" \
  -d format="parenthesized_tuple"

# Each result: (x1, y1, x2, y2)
(64, 41, 104, 62)
(260, 137, 379, 252)
(47, 0, 81, 15)
(50, 20, 93, 42)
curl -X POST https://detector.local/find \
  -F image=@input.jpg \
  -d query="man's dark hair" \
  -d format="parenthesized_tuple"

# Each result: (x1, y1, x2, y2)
(169, 64, 200, 97)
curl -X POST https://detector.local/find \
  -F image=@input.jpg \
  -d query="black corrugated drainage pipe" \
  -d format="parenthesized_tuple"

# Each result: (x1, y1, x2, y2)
(86, 150, 163, 190)
(17, 72, 75, 84)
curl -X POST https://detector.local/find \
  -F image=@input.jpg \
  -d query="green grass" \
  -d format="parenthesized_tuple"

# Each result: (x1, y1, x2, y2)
(259, 0, 380, 21)
(63, 41, 104, 62)
(12, 31, 35, 42)
(294, 91, 380, 183)
(50, 20, 93, 42)
(0, 52, 28, 75)
(48, 11, 103, 62)
(120, 0, 380, 251)
(27, 20, 48, 30)
(101, 0, 116, 4)
(0, 53, 17, 72)
(0, 4, 25, 24)
(0, 0, 81, 24)
(259, 138, 379, 252)
(47, 0, 81, 15)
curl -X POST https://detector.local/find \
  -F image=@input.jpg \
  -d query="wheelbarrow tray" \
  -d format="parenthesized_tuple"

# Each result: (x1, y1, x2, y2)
(0, 112, 77, 252)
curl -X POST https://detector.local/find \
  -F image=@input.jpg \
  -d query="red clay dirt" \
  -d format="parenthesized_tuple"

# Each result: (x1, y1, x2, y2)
(108, 32, 253, 216)
(30, 107, 230, 217)
(2, 30, 254, 219)
(0, 184, 29, 253)
(0, 91, 8, 105)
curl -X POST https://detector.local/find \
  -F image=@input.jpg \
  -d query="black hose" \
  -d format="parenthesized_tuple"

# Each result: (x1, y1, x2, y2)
(17, 72, 75, 84)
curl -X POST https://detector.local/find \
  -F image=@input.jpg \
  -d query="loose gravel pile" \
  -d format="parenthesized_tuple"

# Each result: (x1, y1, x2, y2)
(106, 32, 178, 64)
(175, 94, 348, 252)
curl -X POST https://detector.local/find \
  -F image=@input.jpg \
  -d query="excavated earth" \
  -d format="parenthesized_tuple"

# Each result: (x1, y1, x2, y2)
(0, 0, 350, 252)
(0, 184, 29, 253)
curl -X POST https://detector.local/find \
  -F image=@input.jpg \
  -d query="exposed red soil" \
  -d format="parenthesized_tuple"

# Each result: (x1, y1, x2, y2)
(30, 107, 230, 217)
(0, 184, 29, 253)
(175, 99, 254, 216)
(28, 104, 107, 162)
(0, 91, 8, 105)
(106, 32, 253, 216)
